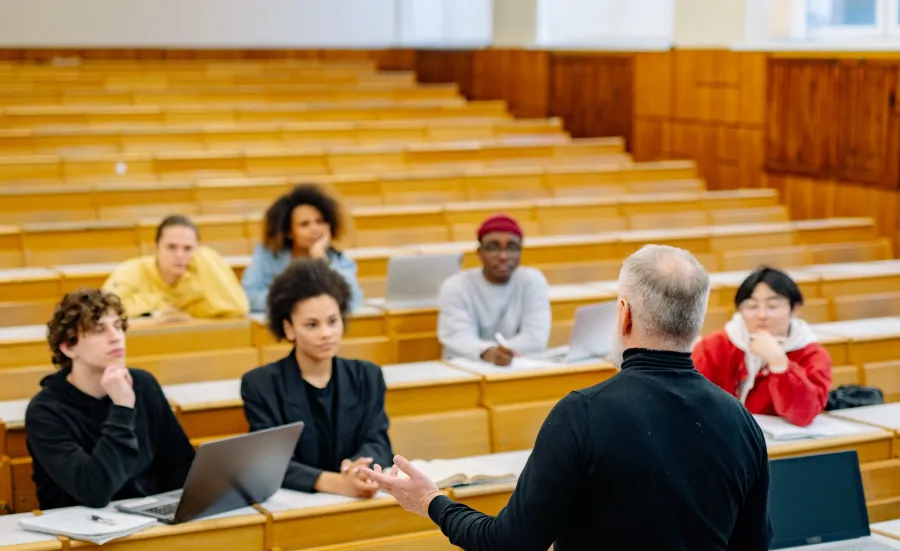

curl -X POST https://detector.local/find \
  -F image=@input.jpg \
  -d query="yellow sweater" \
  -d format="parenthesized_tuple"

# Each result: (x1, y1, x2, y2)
(103, 246, 249, 319)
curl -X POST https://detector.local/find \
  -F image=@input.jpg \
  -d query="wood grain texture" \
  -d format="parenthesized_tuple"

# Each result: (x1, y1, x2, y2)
(0, 48, 417, 70)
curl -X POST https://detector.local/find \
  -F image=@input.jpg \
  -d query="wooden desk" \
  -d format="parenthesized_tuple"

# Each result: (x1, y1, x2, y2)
(830, 403, 900, 445)
(806, 260, 900, 297)
(164, 379, 246, 441)
(260, 489, 451, 551)
(68, 504, 267, 551)
(447, 358, 616, 452)
(252, 308, 395, 366)
(764, 417, 894, 463)
(382, 362, 488, 460)
(812, 317, 900, 365)
(0, 319, 258, 384)
(0, 512, 62, 551)
(0, 400, 33, 514)
(0, 269, 59, 328)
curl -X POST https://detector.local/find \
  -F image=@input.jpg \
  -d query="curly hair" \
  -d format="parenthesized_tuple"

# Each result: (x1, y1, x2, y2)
(47, 289, 128, 370)
(267, 259, 351, 340)
(262, 184, 344, 254)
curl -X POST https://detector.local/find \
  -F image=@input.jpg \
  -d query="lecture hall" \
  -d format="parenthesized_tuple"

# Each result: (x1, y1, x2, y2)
(0, 0, 899, 549)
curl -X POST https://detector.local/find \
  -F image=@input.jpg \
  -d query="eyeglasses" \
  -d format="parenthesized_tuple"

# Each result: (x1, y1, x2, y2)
(738, 301, 790, 314)
(480, 242, 522, 255)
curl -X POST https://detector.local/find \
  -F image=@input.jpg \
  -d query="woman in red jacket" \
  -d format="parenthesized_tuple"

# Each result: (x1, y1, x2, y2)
(692, 267, 832, 427)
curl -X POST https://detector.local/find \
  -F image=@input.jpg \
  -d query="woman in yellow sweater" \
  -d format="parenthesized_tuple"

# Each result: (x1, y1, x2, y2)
(103, 215, 249, 319)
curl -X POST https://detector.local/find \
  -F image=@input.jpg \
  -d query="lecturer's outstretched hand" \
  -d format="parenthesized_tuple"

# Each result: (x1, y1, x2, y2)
(365, 455, 442, 518)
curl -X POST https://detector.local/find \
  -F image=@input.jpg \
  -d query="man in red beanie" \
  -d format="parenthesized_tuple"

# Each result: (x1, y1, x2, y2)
(436, 213, 551, 366)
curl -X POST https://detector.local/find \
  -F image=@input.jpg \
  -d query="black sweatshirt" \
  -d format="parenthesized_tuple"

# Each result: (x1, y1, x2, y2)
(25, 368, 196, 510)
(428, 349, 773, 551)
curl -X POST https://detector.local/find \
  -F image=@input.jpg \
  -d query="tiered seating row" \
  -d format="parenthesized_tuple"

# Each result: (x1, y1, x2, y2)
(0, 99, 509, 128)
(0, 136, 625, 185)
(0, 118, 563, 155)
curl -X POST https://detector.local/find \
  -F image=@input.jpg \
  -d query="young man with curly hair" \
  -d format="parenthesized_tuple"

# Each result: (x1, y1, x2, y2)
(240, 259, 391, 498)
(25, 289, 195, 510)
(241, 183, 363, 313)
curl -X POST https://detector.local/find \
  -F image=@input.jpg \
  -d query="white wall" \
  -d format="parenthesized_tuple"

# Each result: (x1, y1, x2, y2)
(0, 0, 399, 47)
(396, 0, 493, 47)
(536, 0, 675, 47)
(674, 0, 748, 46)
(493, 0, 538, 47)
(0, 0, 495, 49)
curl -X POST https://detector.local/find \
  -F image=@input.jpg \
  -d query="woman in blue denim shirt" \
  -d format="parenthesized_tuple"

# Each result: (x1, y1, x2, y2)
(241, 184, 363, 313)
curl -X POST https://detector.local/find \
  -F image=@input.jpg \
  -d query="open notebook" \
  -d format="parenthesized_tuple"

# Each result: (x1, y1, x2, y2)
(754, 414, 864, 441)
(19, 508, 156, 545)
(400, 458, 519, 488)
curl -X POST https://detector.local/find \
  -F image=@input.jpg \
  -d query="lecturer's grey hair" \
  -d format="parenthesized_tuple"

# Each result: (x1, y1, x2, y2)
(618, 245, 710, 351)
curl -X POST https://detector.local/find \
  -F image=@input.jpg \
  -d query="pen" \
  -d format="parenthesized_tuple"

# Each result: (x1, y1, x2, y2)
(89, 514, 116, 526)
(494, 332, 512, 349)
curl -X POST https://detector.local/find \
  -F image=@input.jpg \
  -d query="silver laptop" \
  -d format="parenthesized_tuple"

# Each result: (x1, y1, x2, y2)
(383, 252, 463, 309)
(769, 450, 895, 550)
(116, 422, 304, 524)
(536, 300, 617, 363)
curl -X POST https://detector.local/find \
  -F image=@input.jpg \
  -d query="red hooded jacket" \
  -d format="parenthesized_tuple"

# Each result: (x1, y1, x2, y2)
(692, 329, 832, 427)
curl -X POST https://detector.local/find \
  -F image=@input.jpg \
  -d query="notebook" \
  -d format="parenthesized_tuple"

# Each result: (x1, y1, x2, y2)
(753, 414, 863, 441)
(400, 457, 519, 488)
(19, 508, 157, 545)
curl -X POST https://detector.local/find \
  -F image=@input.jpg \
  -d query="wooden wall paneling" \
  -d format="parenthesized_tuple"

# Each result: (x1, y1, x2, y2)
(548, 53, 634, 146)
(633, 52, 673, 162)
(414, 50, 476, 97)
(0, 48, 417, 70)
(766, 59, 847, 180)
(469, 50, 550, 118)
(836, 61, 900, 186)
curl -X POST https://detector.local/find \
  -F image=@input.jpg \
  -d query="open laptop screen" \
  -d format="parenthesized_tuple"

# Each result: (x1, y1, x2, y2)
(769, 451, 871, 549)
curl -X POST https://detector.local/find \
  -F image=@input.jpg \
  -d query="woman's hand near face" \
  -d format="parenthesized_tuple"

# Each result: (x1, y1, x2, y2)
(749, 331, 789, 373)
(308, 227, 332, 259)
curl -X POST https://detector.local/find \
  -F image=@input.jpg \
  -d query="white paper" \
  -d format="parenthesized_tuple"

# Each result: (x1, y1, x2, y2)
(0, 513, 61, 546)
(446, 356, 565, 375)
(259, 489, 391, 513)
(754, 414, 873, 442)
(873, 519, 900, 539)
(19, 507, 156, 545)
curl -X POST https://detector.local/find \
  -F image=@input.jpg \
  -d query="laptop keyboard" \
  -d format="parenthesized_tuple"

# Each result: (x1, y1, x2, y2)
(144, 502, 178, 518)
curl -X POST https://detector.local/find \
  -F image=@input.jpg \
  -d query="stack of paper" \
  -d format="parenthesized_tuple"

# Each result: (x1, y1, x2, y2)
(19, 507, 156, 545)
(753, 414, 863, 441)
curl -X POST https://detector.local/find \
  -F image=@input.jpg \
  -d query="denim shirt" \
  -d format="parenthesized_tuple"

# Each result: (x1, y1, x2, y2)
(241, 243, 364, 313)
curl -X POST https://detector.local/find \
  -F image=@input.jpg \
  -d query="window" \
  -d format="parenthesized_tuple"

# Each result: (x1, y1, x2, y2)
(748, 0, 900, 45)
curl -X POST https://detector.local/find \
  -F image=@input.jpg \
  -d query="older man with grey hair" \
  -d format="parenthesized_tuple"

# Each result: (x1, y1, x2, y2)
(366, 245, 772, 551)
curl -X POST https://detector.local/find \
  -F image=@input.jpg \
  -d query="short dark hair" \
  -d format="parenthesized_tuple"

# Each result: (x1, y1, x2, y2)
(47, 289, 128, 370)
(267, 259, 351, 340)
(734, 267, 804, 310)
(263, 184, 343, 254)
(155, 215, 199, 243)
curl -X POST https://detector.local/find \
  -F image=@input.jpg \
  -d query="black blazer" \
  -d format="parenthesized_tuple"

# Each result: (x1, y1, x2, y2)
(240, 352, 393, 492)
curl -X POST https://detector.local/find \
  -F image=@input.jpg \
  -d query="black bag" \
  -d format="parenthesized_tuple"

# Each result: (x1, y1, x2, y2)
(825, 385, 884, 411)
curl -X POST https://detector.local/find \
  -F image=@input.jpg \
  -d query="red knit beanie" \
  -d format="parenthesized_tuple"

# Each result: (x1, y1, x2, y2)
(477, 214, 523, 241)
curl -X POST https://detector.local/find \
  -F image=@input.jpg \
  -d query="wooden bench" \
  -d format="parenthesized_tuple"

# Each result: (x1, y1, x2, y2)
(0, 100, 510, 129)
(0, 118, 564, 156)
(0, 137, 627, 185)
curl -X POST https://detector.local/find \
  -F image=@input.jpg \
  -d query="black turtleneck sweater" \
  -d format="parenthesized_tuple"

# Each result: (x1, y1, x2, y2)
(25, 368, 195, 510)
(428, 349, 773, 551)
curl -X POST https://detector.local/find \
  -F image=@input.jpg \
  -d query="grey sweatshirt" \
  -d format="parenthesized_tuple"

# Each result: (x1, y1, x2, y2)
(437, 267, 551, 360)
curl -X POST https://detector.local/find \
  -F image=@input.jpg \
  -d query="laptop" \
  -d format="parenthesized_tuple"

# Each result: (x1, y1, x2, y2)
(535, 300, 617, 363)
(116, 421, 304, 524)
(382, 252, 463, 309)
(769, 450, 895, 550)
